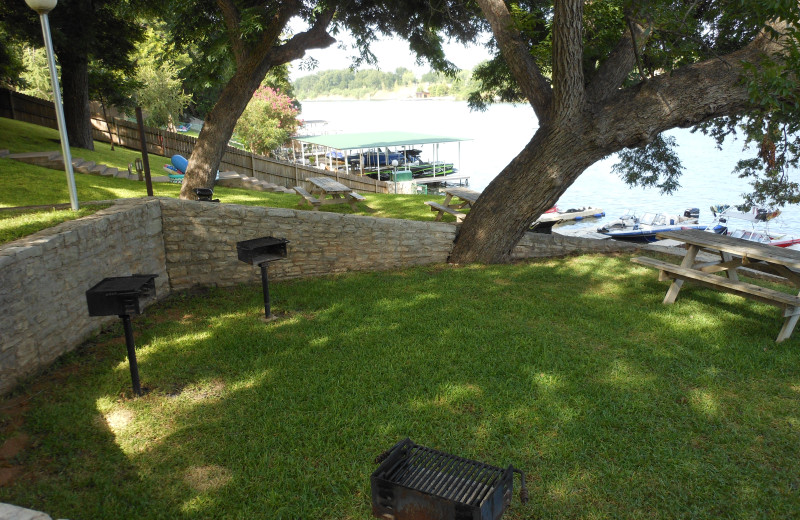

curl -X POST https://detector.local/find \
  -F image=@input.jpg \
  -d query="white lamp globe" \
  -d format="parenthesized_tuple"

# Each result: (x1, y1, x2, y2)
(25, 0, 57, 14)
(391, 160, 399, 167)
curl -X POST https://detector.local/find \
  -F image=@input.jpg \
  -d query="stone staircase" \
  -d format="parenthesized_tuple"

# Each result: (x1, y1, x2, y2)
(4, 151, 295, 194)
(214, 171, 295, 193)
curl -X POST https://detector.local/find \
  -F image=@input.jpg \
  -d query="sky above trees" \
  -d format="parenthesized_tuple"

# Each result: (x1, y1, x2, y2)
(288, 25, 493, 80)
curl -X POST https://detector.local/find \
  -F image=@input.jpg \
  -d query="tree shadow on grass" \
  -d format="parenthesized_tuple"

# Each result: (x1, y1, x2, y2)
(3, 255, 800, 518)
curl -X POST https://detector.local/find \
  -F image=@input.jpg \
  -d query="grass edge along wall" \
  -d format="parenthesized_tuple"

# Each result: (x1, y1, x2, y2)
(0, 197, 636, 395)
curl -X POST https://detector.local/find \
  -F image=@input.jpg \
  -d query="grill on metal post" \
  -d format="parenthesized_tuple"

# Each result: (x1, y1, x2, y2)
(236, 236, 289, 321)
(85, 274, 158, 396)
(371, 438, 528, 520)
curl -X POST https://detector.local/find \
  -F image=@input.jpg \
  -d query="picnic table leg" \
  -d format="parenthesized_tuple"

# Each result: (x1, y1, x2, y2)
(777, 308, 800, 342)
(663, 244, 700, 304)
(720, 251, 740, 281)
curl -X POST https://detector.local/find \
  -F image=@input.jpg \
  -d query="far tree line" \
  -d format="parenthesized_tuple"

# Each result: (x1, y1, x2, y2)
(292, 67, 478, 99)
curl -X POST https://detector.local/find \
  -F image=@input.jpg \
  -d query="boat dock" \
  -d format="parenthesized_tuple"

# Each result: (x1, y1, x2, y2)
(414, 174, 471, 185)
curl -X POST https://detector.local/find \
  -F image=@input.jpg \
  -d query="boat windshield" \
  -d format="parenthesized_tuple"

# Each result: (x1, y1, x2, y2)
(639, 213, 658, 225)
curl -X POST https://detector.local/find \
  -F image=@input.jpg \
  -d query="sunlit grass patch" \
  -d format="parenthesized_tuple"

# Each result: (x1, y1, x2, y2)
(3, 255, 800, 518)
(0, 204, 110, 245)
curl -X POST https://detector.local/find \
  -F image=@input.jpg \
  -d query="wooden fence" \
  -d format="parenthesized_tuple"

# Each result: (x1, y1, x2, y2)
(0, 88, 389, 193)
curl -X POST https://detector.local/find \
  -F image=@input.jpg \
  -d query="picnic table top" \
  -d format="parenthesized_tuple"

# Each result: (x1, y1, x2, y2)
(657, 229, 800, 269)
(308, 177, 351, 193)
(444, 187, 481, 203)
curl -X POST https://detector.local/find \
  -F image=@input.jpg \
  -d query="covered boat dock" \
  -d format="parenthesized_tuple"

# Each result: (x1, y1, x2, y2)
(292, 131, 471, 184)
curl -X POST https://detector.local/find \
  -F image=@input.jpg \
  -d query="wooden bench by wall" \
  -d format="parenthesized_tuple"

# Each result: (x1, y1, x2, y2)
(424, 201, 466, 222)
(294, 186, 321, 209)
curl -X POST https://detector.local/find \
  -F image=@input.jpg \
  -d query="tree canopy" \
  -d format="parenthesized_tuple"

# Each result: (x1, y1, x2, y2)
(448, 0, 800, 263)
(0, 0, 145, 149)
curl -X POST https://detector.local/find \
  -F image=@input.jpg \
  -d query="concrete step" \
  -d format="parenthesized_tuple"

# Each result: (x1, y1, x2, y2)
(88, 164, 112, 176)
(0, 149, 10, 157)
(72, 158, 88, 169)
(7, 151, 61, 167)
(75, 161, 96, 174)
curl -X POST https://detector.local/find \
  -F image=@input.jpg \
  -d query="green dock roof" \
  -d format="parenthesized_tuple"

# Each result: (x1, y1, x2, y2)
(293, 131, 470, 150)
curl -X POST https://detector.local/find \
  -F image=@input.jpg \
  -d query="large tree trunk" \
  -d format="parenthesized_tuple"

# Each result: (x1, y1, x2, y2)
(179, 6, 336, 200)
(450, 0, 784, 265)
(59, 52, 93, 150)
(180, 66, 267, 199)
(450, 124, 604, 263)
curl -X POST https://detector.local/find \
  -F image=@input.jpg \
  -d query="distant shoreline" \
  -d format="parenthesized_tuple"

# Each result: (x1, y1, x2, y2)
(300, 95, 458, 102)
(297, 86, 458, 102)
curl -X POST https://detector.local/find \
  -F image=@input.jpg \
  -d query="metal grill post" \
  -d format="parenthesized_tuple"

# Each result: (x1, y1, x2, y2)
(260, 262, 272, 320)
(121, 314, 142, 396)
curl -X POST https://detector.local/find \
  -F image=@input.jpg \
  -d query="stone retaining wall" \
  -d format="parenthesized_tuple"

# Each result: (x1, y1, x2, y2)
(160, 198, 457, 289)
(0, 200, 168, 395)
(1, 197, 638, 395)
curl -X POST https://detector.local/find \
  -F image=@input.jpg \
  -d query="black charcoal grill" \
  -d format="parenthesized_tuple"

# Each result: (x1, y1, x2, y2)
(86, 274, 158, 396)
(371, 438, 528, 520)
(236, 236, 289, 321)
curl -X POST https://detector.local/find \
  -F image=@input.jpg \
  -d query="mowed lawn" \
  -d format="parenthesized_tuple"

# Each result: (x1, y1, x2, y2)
(0, 116, 461, 245)
(1, 256, 799, 519)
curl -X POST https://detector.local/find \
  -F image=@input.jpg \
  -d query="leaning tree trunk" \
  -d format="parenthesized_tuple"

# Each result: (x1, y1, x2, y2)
(449, 124, 606, 264)
(59, 52, 93, 151)
(180, 66, 270, 200)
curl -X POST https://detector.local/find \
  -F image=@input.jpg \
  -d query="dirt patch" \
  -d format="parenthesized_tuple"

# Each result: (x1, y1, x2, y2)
(0, 466, 22, 486)
(0, 395, 32, 488)
(0, 434, 30, 459)
(184, 464, 232, 492)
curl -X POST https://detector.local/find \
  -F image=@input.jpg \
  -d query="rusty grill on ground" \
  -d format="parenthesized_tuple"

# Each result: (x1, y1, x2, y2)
(371, 438, 527, 520)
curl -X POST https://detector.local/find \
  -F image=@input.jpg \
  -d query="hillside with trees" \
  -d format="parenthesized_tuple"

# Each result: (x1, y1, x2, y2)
(293, 67, 479, 100)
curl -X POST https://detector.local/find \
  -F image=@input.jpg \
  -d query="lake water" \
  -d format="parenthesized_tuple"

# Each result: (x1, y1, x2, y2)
(299, 99, 800, 234)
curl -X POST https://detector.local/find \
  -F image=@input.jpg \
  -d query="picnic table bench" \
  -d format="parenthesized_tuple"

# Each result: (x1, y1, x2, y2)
(425, 187, 480, 222)
(632, 229, 800, 342)
(295, 177, 366, 211)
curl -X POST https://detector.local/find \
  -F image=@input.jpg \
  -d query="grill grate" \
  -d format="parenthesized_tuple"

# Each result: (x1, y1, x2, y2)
(384, 444, 502, 506)
(371, 438, 527, 520)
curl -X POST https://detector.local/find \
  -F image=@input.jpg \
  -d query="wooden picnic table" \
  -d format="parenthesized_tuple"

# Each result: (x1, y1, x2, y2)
(631, 228, 800, 342)
(295, 177, 366, 211)
(425, 187, 481, 222)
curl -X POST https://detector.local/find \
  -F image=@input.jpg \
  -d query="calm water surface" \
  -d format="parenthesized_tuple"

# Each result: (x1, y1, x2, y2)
(299, 99, 800, 233)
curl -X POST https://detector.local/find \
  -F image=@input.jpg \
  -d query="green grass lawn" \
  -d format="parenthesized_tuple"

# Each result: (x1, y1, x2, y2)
(1, 256, 799, 518)
(0, 117, 457, 244)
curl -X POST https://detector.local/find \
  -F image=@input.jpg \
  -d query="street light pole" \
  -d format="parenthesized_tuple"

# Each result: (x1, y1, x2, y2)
(25, 0, 80, 211)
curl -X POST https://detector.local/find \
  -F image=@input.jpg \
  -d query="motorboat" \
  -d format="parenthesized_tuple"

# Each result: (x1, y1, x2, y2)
(531, 206, 605, 233)
(597, 208, 711, 243)
(710, 205, 800, 248)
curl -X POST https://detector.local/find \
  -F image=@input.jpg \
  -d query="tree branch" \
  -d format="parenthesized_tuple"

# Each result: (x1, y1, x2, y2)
(586, 19, 651, 103)
(216, 0, 245, 66)
(266, 7, 337, 67)
(592, 24, 787, 151)
(475, 0, 552, 122)
(551, 0, 584, 119)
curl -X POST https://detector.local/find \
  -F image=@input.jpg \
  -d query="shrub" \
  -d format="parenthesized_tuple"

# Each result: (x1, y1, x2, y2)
(234, 86, 301, 156)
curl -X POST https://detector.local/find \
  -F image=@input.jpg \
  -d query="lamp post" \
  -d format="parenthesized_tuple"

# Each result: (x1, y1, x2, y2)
(25, 0, 79, 211)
